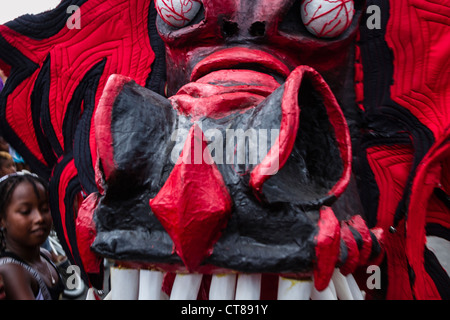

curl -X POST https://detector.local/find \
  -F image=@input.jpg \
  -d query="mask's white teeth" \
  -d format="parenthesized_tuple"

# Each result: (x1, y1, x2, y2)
(331, 268, 354, 300)
(310, 283, 337, 300)
(170, 273, 203, 300)
(235, 273, 262, 300)
(85, 287, 96, 300)
(345, 274, 364, 300)
(277, 277, 312, 300)
(110, 267, 139, 300)
(209, 273, 237, 300)
(138, 269, 164, 300)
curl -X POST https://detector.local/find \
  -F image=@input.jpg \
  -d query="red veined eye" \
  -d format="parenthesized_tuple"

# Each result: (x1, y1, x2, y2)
(155, 0, 203, 28)
(300, 0, 355, 38)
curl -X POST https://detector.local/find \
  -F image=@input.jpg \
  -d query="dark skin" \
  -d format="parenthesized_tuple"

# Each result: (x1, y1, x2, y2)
(0, 181, 58, 299)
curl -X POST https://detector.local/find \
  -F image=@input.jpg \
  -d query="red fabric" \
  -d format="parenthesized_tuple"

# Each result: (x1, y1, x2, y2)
(353, 32, 364, 112)
(386, 0, 450, 140)
(406, 128, 450, 300)
(0, 0, 155, 167)
(54, 157, 78, 261)
(366, 144, 414, 299)
(382, 0, 450, 299)
(76, 192, 102, 275)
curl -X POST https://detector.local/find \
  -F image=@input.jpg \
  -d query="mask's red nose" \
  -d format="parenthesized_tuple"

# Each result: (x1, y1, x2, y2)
(149, 124, 232, 271)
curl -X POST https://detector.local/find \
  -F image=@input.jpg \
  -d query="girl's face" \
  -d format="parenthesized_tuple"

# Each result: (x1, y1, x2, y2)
(1, 181, 52, 249)
(0, 158, 16, 177)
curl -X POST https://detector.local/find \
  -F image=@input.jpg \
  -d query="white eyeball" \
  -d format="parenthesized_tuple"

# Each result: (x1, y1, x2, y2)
(155, 0, 202, 28)
(300, 0, 354, 38)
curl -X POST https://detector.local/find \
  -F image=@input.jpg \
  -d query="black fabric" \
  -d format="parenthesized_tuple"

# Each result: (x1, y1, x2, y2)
(30, 55, 58, 172)
(0, 35, 50, 177)
(72, 59, 106, 194)
(426, 223, 450, 242)
(369, 230, 382, 261)
(356, 0, 435, 229)
(145, 0, 167, 95)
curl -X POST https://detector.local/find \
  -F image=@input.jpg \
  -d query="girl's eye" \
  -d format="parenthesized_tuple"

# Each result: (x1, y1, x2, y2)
(300, 0, 355, 38)
(155, 0, 203, 28)
(19, 209, 31, 215)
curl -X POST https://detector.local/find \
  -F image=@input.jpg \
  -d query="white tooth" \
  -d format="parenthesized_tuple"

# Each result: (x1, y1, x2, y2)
(331, 269, 353, 300)
(235, 273, 262, 300)
(328, 279, 337, 299)
(170, 273, 203, 300)
(138, 269, 164, 300)
(310, 284, 337, 300)
(209, 274, 237, 300)
(345, 274, 364, 300)
(426, 235, 450, 277)
(160, 291, 170, 300)
(277, 277, 312, 300)
(85, 287, 96, 300)
(103, 291, 112, 300)
(110, 267, 139, 300)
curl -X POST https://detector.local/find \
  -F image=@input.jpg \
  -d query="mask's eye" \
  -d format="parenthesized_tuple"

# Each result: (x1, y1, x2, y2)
(300, 0, 354, 38)
(155, 0, 203, 28)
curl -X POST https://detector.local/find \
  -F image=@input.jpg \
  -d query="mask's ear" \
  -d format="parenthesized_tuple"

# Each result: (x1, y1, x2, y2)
(249, 65, 351, 207)
(91, 74, 180, 265)
(95, 74, 177, 194)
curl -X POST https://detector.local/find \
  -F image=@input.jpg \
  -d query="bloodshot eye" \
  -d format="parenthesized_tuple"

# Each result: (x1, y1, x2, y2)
(300, 0, 354, 38)
(155, 0, 203, 28)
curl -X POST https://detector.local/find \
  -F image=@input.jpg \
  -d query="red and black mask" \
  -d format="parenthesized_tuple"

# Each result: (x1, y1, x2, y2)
(89, 0, 383, 293)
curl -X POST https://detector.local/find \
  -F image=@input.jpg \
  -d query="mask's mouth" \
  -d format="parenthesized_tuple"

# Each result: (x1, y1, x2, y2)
(170, 47, 290, 119)
(190, 47, 291, 84)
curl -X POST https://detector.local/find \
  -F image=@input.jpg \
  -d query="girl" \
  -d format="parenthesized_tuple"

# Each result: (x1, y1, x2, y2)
(0, 171, 64, 300)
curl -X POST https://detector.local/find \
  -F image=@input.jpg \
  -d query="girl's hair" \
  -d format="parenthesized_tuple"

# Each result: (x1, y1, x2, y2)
(0, 171, 49, 252)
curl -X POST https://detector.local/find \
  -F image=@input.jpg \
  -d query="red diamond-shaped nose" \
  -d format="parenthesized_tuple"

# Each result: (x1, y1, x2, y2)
(149, 124, 232, 271)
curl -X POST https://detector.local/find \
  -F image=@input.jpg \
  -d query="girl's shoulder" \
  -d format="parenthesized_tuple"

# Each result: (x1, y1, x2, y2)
(0, 258, 32, 279)
(0, 255, 38, 299)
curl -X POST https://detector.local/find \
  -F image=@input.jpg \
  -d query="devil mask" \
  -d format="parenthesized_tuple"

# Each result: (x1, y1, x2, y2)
(85, 0, 384, 294)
